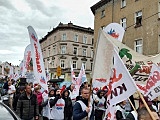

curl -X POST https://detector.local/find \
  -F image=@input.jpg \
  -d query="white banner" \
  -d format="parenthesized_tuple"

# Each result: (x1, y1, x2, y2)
(9, 66, 14, 79)
(103, 23, 125, 42)
(70, 61, 76, 84)
(23, 44, 32, 77)
(144, 64, 160, 100)
(28, 26, 48, 91)
(108, 49, 137, 106)
(77, 63, 87, 84)
(92, 29, 114, 89)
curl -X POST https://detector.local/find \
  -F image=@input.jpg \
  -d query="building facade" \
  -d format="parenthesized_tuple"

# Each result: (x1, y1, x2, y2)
(40, 22, 94, 81)
(91, 0, 160, 56)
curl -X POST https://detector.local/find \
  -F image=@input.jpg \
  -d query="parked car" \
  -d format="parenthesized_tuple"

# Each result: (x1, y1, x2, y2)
(0, 99, 20, 120)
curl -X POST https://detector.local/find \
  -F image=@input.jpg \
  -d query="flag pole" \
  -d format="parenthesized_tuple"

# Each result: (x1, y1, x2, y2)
(137, 90, 155, 120)
(128, 98, 137, 114)
(86, 78, 93, 120)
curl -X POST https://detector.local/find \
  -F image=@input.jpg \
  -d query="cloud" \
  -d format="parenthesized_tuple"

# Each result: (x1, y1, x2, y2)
(0, 50, 14, 54)
(0, 0, 99, 65)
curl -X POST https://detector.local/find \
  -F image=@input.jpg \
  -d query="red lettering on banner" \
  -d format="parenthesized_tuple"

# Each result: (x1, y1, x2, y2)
(31, 34, 37, 42)
(95, 78, 107, 83)
(144, 71, 160, 93)
(34, 43, 42, 73)
(56, 103, 65, 106)
(26, 51, 31, 70)
(107, 68, 122, 96)
(139, 65, 152, 74)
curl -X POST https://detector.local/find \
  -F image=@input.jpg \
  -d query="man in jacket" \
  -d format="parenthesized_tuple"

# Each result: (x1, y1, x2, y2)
(16, 84, 39, 120)
(73, 88, 93, 120)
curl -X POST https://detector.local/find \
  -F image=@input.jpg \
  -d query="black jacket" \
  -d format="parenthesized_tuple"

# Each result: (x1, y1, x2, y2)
(16, 92, 39, 120)
(62, 89, 73, 120)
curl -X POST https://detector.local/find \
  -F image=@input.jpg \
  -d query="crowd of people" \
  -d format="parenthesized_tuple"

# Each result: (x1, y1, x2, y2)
(1, 77, 160, 120)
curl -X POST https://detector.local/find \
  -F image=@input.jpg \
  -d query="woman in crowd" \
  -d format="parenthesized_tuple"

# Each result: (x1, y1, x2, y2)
(62, 89, 73, 120)
(94, 90, 106, 120)
(34, 85, 43, 115)
(41, 88, 55, 120)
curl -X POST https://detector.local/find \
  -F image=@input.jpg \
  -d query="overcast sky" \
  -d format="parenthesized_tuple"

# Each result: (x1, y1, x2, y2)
(0, 0, 99, 65)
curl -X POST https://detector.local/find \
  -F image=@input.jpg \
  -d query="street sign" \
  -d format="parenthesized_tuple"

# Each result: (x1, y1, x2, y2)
(56, 66, 61, 77)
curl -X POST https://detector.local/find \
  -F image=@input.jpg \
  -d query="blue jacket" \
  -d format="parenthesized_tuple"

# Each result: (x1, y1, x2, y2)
(73, 97, 94, 120)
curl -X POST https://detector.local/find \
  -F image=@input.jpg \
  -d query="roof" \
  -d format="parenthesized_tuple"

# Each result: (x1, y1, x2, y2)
(40, 22, 94, 43)
(90, 0, 112, 15)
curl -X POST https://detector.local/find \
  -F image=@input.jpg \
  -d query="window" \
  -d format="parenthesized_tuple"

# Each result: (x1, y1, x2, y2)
(91, 50, 94, 58)
(73, 61, 77, 69)
(52, 60, 54, 67)
(60, 60, 65, 68)
(61, 46, 66, 54)
(48, 50, 50, 57)
(101, 10, 105, 18)
(158, 35, 160, 52)
(73, 47, 78, 55)
(82, 49, 87, 56)
(53, 47, 56, 55)
(134, 39, 143, 54)
(82, 62, 86, 70)
(158, 2, 160, 18)
(62, 33, 67, 40)
(83, 35, 87, 44)
(121, 0, 126, 8)
(54, 36, 56, 41)
(91, 62, 93, 71)
(74, 34, 78, 42)
(135, 11, 142, 26)
(91, 38, 94, 45)
(120, 18, 126, 29)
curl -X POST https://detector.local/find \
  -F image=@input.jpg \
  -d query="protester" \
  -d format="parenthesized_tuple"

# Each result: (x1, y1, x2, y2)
(8, 80, 16, 109)
(12, 86, 25, 111)
(67, 83, 77, 105)
(138, 107, 159, 120)
(49, 88, 65, 120)
(73, 88, 93, 120)
(115, 100, 127, 120)
(152, 97, 160, 116)
(34, 85, 43, 115)
(94, 90, 106, 120)
(126, 96, 154, 120)
(62, 89, 73, 120)
(16, 84, 39, 120)
(41, 88, 55, 120)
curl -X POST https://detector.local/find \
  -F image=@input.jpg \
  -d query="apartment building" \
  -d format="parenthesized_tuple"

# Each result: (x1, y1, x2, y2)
(40, 22, 94, 81)
(91, 0, 160, 56)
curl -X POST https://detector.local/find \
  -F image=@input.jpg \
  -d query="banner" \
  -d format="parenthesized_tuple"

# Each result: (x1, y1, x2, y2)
(107, 49, 137, 106)
(9, 66, 14, 79)
(28, 26, 48, 91)
(70, 61, 76, 84)
(23, 44, 32, 77)
(77, 63, 87, 84)
(92, 29, 114, 90)
(103, 30, 160, 85)
(103, 23, 125, 42)
(144, 64, 160, 100)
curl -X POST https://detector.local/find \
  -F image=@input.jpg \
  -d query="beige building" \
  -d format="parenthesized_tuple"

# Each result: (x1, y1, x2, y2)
(91, 0, 160, 56)
(40, 22, 94, 81)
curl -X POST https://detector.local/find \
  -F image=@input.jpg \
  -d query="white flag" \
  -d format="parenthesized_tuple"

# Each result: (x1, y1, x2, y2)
(144, 64, 160, 100)
(92, 29, 114, 90)
(9, 66, 14, 79)
(23, 44, 32, 77)
(103, 23, 125, 42)
(108, 49, 137, 106)
(77, 63, 87, 84)
(70, 61, 76, 84)
(28, 26, 48, 91)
